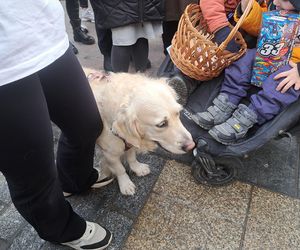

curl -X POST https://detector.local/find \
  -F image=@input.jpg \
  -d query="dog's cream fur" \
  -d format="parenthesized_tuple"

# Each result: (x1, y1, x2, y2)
(86, 69, 195, 195)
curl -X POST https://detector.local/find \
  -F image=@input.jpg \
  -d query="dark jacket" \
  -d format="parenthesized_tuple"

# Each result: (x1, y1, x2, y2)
(164, 0, 198, 22)
(90, 0, 165, 29)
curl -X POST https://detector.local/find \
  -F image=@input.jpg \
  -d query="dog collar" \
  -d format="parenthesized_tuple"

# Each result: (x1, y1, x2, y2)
(111, 129, 133, 151)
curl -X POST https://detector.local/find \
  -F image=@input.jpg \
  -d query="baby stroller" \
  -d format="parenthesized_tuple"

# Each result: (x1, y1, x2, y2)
(157, 64, 300, 197)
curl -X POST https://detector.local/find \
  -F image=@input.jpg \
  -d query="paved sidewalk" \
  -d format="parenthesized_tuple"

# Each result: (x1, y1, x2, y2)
(1, 3, 300, 249)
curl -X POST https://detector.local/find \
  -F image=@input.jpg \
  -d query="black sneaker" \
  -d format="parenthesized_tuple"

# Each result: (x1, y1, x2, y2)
(63, 171, 114, 197)
(74, 28, 95, 45)
(80, 25, 89, 34)
(62, 221, 112, 250)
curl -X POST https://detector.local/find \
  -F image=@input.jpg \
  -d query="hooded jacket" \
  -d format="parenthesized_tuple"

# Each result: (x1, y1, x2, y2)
(91, 0, 165, 30)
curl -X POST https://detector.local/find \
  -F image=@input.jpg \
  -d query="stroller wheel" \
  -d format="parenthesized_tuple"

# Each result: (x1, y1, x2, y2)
(191, 157, 237, 186)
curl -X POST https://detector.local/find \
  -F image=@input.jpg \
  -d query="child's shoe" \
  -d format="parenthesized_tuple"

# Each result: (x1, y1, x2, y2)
(208, 104, 258, 145)
(191, 93, 237, 130)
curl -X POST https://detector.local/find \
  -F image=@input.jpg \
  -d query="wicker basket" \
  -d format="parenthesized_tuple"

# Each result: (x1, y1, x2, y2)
(170, 0, 254, 81)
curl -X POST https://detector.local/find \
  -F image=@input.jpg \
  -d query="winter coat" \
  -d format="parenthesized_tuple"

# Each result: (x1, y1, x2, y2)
(91, 0, 165, 29)
(164, 0, 198, 21)
(234, 0, 300, 63)
(200, 0, 240, 33)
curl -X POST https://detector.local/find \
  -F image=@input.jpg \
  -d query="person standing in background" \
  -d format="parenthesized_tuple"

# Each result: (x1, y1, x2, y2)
(65, 0, 95, 45)
(163, 0, 198, 55)
(90, 0, 164, 73)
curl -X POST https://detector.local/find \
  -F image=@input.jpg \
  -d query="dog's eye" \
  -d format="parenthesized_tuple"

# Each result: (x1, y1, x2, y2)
(156, 120, 168, 128)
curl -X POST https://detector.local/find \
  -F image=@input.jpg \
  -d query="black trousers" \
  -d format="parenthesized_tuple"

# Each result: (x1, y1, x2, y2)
(89, 0, 112, 57)
(65, 0, 81, 29)
(79, 0, 88, 8)
(162, 20, 179, 55)
(0, 47, 102, 243)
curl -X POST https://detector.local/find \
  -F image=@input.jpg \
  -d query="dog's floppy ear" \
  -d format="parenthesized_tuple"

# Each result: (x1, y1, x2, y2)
(111, 105, 143, 148)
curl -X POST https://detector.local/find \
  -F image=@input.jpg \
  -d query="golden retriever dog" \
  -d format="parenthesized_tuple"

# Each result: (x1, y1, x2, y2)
(85, 69, 195, 195)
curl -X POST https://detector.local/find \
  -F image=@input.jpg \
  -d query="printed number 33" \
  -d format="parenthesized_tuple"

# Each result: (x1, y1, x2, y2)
(259, 42, 285, 57)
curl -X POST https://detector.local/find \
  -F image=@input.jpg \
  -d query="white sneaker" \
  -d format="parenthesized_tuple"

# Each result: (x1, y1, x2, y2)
(63, 170, 114, 197)
(80, 7, 95, 22)
(62, 221, 112, 250)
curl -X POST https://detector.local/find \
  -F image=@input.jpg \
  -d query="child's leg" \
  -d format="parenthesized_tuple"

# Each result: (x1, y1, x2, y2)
(249, 65, 300, 124)
(192, 49, 257, 130)
(220, 48, 256, 105)
(209, 64, 300, 145)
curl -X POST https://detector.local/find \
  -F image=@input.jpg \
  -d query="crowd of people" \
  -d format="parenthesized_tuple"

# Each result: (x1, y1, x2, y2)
(1, 0, 300, 249)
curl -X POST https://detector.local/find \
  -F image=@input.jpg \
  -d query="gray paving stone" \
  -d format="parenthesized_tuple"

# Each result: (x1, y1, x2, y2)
(0, 204, 25, 240)
(96, 211, 133, 250)
(0, 202, 6, 215)
(113, 154, 166, 216)
(0, 239, 9, 250)
(8, 224, 45, 250)
(0, 174, 11, 204)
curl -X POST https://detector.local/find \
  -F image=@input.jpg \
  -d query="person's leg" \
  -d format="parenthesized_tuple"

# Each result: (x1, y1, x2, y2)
(38, 47, 102, 194)
(96, 29, 113, 71)
(249, 64, 300, 124)
(132, 38, 149, 72)
(89, 0, 113, 70)
(65, 0, 95, 45)
(111, 45, 132, 72)
(162, 21, 178, 55)
(79, 0, 95, 22)
(0, 75, 86, 243)
(220, 48, 257, 105)
(208, 64, 300, 145)
(65, 0, 81, 30)
(192, 49, 257, 130)
(79, 0, 88, 8)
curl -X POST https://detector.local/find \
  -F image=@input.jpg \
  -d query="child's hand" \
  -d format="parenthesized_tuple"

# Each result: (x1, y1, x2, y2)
(241, 0, 250, 12)
(274, 61, 300, 93)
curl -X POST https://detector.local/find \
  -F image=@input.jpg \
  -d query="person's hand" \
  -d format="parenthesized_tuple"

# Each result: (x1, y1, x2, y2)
(274, 61, 300, 93)
(241, 0, 251, 12)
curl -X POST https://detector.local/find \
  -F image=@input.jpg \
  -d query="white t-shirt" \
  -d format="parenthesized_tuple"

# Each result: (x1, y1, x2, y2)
(0, 0, 69, 86)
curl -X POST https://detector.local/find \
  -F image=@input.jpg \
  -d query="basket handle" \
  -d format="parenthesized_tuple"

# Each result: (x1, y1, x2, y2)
(217, 0, 255, 52)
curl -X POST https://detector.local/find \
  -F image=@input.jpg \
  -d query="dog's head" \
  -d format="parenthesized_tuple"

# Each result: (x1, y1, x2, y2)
(111, 76, 195, 154)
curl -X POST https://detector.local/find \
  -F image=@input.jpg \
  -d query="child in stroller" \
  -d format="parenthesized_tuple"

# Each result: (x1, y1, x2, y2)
(192, 0, 300, 145)
(159, 0, 300, 189)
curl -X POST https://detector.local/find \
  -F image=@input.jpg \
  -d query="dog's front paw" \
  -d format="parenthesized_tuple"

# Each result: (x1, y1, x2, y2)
(117, 174, 136, 195)
(131, 163, 151, 176)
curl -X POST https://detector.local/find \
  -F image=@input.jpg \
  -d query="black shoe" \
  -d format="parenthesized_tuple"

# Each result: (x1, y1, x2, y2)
(146, 59, 151, 69)
(103, 56, 112, 72)
(74, 28, 95, 45)
(80, 25, 89, 34)
(69, 42, 78, 54)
